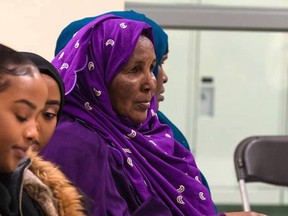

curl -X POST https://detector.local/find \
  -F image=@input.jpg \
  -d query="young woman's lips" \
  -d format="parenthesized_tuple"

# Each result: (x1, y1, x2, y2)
(12, 146, 28, 159)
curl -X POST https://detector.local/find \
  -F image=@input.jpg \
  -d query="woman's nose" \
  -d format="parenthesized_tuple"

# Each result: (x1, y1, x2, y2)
(163, 70, 168, 84)
(24, 122, 39, 143)
(142, 72, 157, 92)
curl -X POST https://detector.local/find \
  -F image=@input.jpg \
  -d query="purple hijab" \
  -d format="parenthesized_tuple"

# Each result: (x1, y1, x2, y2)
(52, 14, 218, 215)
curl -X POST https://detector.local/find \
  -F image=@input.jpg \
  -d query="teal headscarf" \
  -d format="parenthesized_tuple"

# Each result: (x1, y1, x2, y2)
(55, 10, 168, 77)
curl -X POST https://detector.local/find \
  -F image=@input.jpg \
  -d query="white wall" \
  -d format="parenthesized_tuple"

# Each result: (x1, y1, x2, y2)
(0, 0, 124, 61)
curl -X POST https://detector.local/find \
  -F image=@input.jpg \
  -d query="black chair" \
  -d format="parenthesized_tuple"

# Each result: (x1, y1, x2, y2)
(234, 135, 288, 211)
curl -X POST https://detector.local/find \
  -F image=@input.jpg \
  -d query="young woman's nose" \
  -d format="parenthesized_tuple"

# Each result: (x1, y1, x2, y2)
(24, 122, 39, 143)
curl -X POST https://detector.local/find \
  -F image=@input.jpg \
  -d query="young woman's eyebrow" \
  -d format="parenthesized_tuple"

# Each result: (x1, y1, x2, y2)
(14, 99, 36, 109)
(46, 100, 60, 106)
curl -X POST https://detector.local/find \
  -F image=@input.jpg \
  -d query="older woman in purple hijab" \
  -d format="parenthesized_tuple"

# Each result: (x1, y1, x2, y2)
(41, 14, 265, 216)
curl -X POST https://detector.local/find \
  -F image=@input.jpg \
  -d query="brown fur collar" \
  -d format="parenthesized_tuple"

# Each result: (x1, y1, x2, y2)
(26, 150, 86, 216)
(24, 169, 59, 216)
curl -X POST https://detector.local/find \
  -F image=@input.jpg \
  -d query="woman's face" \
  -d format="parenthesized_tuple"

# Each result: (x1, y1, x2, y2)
(0, 70, 48, 173)
(156, 53, 168, 110)
(108, 36, 157, 124)
(32, 74, 61, 152)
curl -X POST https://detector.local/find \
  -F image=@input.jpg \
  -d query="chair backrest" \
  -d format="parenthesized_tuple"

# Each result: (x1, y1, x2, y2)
(234, 135, 288, 211)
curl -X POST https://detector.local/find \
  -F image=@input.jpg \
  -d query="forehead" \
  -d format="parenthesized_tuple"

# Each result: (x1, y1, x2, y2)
(130, 36, 155, 59)
(3, 73, 40, 90)
(138, 36, 154, 48)
(42, 74, 61, 99)
(0, 72, 47, 106)
(0, 66, 38, 90)
(42, 74, 57, 87)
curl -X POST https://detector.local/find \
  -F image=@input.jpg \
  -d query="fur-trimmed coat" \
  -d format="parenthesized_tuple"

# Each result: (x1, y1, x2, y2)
(25, 150, 86, 216)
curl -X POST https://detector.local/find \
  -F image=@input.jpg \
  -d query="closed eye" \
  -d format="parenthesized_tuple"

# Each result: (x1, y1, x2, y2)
(16, 115, 28, 122)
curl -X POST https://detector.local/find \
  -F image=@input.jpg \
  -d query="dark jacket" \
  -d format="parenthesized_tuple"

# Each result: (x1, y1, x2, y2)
(0, 152, 86, 216)
(0, 158, 46, 216)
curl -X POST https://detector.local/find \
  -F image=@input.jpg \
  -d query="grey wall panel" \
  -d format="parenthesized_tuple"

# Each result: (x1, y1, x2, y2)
(125, 3, 288, 31)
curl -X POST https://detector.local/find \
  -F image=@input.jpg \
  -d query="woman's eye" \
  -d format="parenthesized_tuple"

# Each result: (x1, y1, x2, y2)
(160, 61, 165, 67)
(16, 115, 28, 122)
(150, 64, 156, 72)
(129, 66, 139, 73)
(43, 112, 57, 120)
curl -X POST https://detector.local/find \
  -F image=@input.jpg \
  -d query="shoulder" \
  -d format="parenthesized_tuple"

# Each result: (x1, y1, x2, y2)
(56, 115, 103, 142)
(46, 115, 105, 150)
(40, 114, 108, 164)
(26, 152, 86, 216)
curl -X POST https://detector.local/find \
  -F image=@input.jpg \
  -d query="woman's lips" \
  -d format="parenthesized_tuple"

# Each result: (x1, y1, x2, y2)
(158, 94, 165, 102)
(12, 146, 28, 159)
(137, 102, 151, 110)
(158, 89, 165, 102)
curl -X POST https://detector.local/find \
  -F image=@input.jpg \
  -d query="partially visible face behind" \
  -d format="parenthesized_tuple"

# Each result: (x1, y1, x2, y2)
(32, 74, 61, 152)
(109, 35, 157, 124)
(156, 53, 168, 110)
(0, 68, 48, 173)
